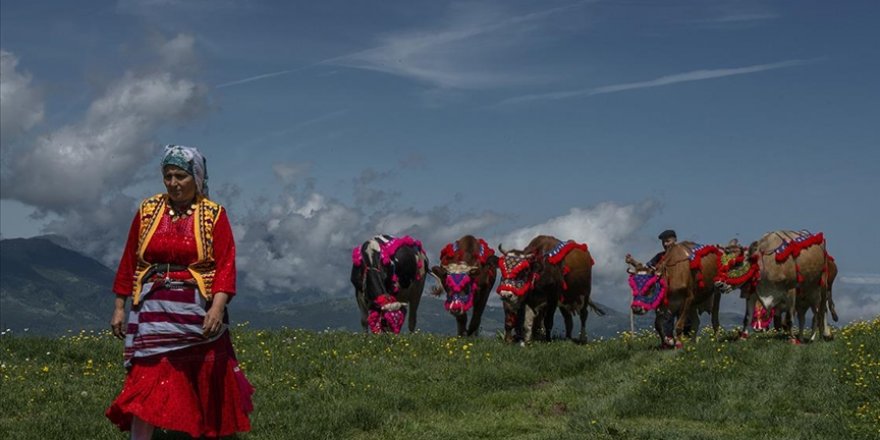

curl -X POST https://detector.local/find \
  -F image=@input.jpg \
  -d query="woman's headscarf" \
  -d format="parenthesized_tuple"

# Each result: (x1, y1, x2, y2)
(161, 144, 209, 196)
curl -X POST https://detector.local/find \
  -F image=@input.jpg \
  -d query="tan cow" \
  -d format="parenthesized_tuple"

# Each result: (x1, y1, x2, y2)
(716, 230, 834, 342)
(627, 241, 721, 348)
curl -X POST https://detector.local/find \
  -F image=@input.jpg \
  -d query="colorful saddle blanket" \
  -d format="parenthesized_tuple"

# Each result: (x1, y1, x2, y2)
(546, 240, 591, 265)
(771, 230, 824, 262)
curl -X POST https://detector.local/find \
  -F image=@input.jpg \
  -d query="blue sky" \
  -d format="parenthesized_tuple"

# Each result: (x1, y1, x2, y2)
(1, 0, 878, 319)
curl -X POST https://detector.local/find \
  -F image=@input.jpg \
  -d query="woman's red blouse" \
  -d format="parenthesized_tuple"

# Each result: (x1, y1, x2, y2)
(113, 206, 236, 297)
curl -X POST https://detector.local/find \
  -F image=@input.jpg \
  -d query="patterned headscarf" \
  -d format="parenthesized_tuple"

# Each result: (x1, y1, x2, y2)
(161, 144, 209, 196)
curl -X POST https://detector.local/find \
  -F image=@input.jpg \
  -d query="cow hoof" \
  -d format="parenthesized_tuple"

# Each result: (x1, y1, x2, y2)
(823, 334, 834, 341)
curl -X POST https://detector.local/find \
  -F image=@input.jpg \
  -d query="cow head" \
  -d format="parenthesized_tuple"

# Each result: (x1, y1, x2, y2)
(495, 244, 539, 308)
(431, 262, 481, 316)
(714, 239, 759, 293)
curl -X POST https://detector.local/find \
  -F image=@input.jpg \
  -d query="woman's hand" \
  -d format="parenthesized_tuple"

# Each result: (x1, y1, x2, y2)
(110, 295, 127, 339)
(203, 292, 229, 338)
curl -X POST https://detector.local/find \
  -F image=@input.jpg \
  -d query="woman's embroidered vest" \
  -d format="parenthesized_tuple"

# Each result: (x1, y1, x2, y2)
(131, 193, 223, 305)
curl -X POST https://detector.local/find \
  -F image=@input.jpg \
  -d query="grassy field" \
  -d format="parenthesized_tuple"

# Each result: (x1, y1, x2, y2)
(1, 319, 878, 440)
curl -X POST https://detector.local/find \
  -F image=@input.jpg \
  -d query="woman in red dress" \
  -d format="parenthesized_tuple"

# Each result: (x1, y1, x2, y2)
(106, 145, 253, 439)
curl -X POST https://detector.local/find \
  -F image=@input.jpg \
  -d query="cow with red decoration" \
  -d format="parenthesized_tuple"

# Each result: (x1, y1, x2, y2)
(428, 235, 498, 336)
(626, 241, 722, 348)
(715, 230, 835, 343)
(496, 235, 604, 344)
(350, 235, 428, 334)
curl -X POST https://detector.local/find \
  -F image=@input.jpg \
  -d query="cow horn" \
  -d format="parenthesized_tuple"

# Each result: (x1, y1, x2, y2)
(427, 270, 443, 286)
(498, 243, 507, 254)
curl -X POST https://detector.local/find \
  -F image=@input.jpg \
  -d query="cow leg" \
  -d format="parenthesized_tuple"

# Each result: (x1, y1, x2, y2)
(711, 290, 721, 337)
(674, 296, 694, 347)
(560, 308, 574, 340)
(741, 294, 755, 339)
(688, 310, 701, 340)
(407, 302, 418, 333)
(542, 302, 556, 341)
(503, 310, 516, 343)
(466, 296, 487, 337)
(656, 309, 674, 348)
(455, 314, 468, 337)
(785, 289, 798, 342)
(523, 305, 537, 344)
(819, 285, 833, 340)
(578, 305, 588, 343)
(355, 289, 370, 333)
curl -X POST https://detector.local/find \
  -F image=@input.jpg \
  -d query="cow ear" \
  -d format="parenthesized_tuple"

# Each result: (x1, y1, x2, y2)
(468, 267, 481, 277)
(431, 265, 446, 277)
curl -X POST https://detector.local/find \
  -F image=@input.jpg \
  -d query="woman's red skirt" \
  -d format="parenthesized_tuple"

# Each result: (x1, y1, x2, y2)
(105, 332, 254, 438)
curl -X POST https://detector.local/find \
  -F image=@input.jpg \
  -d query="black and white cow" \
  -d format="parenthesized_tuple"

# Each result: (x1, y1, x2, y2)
(350, 235, 428, 334)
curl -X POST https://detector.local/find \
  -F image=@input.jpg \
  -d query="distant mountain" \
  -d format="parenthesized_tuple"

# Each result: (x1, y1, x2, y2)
(0, 237, 744, 338)
(0, 237, 115, 334)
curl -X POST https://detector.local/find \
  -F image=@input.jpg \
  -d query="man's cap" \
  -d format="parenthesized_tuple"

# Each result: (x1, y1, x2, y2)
(658, 230, 677, 240)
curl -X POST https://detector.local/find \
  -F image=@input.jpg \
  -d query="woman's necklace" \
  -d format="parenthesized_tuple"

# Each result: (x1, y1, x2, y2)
(168, 202, 197, 222)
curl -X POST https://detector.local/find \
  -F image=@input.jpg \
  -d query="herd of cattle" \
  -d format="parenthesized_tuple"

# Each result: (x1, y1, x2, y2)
(350, 230, 837, 347)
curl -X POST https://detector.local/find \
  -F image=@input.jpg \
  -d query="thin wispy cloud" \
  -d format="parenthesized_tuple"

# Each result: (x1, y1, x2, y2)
(216, 66, 312, 89)
(707, 13, 779, 23)
(498, 59, 818, 105)
(216, 2, 587, 90)
(840, 274, 880, 286)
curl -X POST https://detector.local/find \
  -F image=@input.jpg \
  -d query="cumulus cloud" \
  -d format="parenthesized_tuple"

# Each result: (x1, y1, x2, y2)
(232, 165, 504, 296)
(0, 50, 44, 151)
(829, 284, 880, 323)
(840, 274, 880, 286)
(3, 72, 207, 210)
(493, 201, 660, 310)
(0, 34, 209, 266)
(496, 201, 659, 277)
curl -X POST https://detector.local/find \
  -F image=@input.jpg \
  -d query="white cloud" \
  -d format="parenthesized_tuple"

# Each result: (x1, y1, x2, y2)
(157, 34, 199, 72)
(830, 284, 880, 323)
(499, 59, 817, 105)
(495, 201, 658, 276)
(234, 180, 504, 295)
(0, 50, 44, 151)
(840, 274, 880, 286)
(0, 34, 209, 267)
(218, 2, 584, 90)
(329, 3, 580, 89)
(493, 201, 659, 310)
(2, 71, 207, 211)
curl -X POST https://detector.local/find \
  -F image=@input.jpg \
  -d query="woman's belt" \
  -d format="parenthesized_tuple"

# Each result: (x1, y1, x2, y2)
(142, 263, 197, 290)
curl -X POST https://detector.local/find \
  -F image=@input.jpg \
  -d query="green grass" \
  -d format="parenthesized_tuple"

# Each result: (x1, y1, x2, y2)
(1, 319, 878, 440)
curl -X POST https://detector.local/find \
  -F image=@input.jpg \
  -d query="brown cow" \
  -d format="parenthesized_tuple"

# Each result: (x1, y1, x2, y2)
(716, 230, 834, 342)
(429, 235, 498, 337)
(497, 235, 604, 344)
(626, 241, 721, 348)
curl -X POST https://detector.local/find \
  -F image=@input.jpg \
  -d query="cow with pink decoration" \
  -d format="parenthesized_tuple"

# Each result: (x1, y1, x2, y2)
(496, 235, 605, 344)
(350, 235, 429, 334)
(428, 235, 498, 337)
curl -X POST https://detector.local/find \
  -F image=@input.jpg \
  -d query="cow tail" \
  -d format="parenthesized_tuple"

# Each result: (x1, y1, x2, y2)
(587, 299, 606, 316)
(821, 239, 838, 322)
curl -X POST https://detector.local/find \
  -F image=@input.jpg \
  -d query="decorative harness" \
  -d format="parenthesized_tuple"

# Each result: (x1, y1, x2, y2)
(629, 272, 668, 311)
(496, 239, 592, 299)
